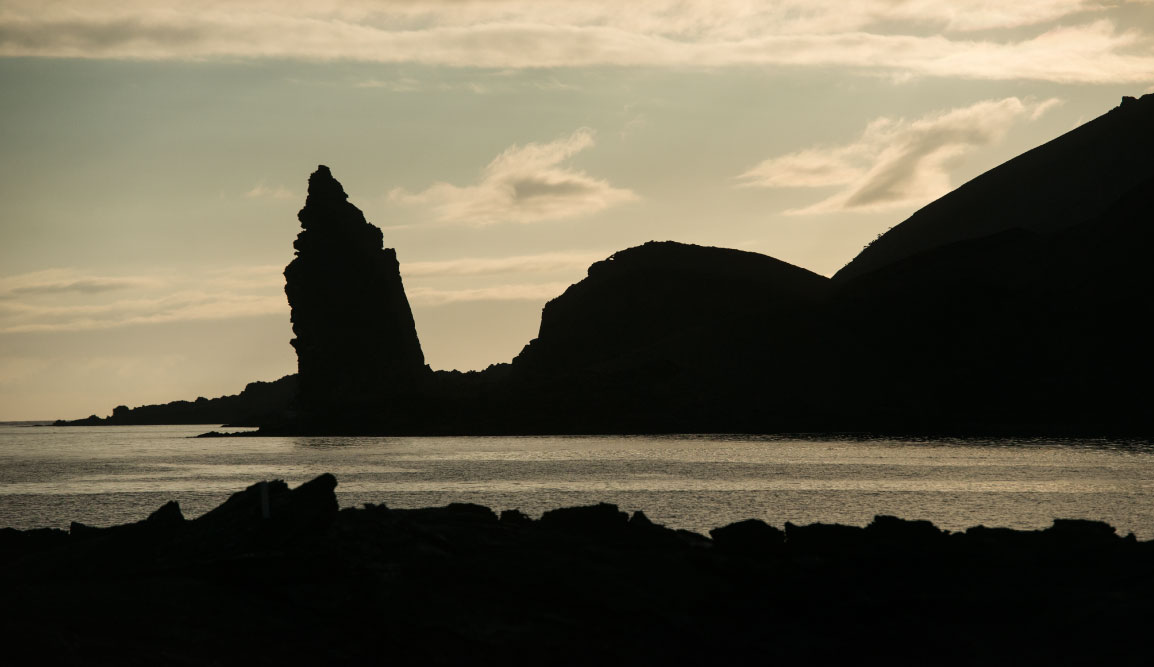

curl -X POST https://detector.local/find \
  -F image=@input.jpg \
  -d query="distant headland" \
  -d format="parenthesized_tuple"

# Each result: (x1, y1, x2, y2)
(57, 94, 1154, 436)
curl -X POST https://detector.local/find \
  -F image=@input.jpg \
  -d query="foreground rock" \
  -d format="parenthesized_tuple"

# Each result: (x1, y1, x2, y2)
(1, 475, 1151, 665)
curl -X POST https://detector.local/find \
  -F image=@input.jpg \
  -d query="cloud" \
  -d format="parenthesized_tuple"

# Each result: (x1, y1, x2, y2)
(389, 129, 637, 225)
(0, 270, 160, 299)
(0, 267, 287, 334)
(1, 2, 1151, 84)
(5, 278, 149, 297)
(245, 183, 297, 200)
(739, 97, 1061, 214)
(0, 256, 591, 331)
(354, 77, 422, 92)
(0, 292, 286, 334)
(353, 77, 493, 94)
(402, 252, 602, 278)
(619, 107, 648, 141)
(399, 251, 600, 307)
(407, 282, 571, 306)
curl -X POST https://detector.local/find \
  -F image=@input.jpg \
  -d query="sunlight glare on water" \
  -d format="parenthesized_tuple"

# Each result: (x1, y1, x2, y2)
(1, 425, 1152, 537)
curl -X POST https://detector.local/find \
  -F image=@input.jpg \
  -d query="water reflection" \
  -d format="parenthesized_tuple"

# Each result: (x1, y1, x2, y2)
(1, 424, 1152, 537)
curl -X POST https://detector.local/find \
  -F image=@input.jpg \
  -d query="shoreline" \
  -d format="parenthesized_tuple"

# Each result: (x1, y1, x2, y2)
(200, 425, 1154, 440)
(2, 474, 1152, 664)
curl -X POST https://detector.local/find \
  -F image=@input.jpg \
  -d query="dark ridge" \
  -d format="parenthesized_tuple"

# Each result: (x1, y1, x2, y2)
(808, 174, 1154, 433)
(53, 374, 297, 427)
(495, 240, 832, 433)
(515, 240, 829, 375)
(834, 93, 1154, 282)
(1, 474, 1150, 665)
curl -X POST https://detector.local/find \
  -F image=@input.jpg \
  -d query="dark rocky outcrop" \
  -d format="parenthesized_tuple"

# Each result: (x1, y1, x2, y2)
(53, 374, 297, 426)
(539, 502, 630, 534)
(709, 518, 785, 556)
(2, 474, 1152, 665)
(284, 166, 429, 427)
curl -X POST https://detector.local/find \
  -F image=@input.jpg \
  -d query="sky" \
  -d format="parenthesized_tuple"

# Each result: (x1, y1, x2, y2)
(1, 1, 1153, 420)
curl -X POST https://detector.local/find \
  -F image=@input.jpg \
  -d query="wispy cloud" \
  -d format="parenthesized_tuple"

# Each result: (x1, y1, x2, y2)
(408, 282, 571, 306)
(353, 77, 490, 94)
(738, 97, 1062, 214)
(245, 183, 297, 200)
(0, 255, 593, 330)
(5, 277, 149, 297)
(0, 267, 287, 334)
(389, 129, 637, 225)
(354, 77, 423, 92)
(403, 252, 602, 278)
(1, 2, 1151, 84)
(0, 293, 286, 334)
(0, 270, 160, 298)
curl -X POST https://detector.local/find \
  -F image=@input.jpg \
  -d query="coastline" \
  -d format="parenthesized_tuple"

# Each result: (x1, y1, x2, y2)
(2, 474, 1151, 665)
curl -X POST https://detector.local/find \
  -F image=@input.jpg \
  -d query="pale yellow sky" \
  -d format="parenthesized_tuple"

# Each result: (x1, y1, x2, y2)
(1, 1, 1152, 419)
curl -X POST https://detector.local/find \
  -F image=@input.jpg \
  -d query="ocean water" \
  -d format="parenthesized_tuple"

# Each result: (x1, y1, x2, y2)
(2, 424, 1153, 538)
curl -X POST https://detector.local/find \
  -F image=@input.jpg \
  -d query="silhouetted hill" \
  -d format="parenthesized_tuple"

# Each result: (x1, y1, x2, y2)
(502, 241, 830, 432)
(3, 475, 1151, 665)
(55, 95, 1154, 435)
(835, 94, 1154, 282)
(515, 241, 829, 375)
(54, 375, 297, 427)
(811, 172, 1154, 433)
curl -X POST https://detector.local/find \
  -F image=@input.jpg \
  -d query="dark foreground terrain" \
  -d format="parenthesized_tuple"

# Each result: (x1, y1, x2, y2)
(2, 475, 1151, 666)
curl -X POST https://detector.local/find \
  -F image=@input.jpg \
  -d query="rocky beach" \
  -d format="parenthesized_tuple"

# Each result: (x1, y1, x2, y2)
(2, 474, 1151, 665)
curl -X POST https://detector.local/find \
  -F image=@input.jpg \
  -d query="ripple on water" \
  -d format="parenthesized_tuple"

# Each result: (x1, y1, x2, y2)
(1, 425, 1152, 537)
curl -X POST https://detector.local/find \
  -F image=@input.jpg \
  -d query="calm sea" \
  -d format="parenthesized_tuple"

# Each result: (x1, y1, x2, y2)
(2, 424, 1153, 538)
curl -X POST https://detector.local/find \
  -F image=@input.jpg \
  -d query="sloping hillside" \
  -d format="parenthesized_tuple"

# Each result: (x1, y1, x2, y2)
(835, 95, 1154, 282)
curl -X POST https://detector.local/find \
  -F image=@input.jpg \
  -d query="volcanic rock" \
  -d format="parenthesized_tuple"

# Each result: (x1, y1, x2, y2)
(710, 518, 786, 556)
(5, 476, 1154, 666)
(284, 166, 428, 426)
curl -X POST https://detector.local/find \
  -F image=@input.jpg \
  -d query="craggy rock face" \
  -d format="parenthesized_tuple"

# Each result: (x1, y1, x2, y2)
(284, 166, 427, 424)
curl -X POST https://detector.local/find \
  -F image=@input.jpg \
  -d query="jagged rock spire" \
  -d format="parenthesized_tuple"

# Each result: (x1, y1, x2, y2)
(284, 165, 427, 424)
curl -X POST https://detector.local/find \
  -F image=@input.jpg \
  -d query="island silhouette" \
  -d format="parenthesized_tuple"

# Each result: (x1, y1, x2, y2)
(21, 94, 1154, 665)
(57, 94, 1154, 436)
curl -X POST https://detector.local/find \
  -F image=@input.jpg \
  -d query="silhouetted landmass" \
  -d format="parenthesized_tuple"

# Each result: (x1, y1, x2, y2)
(1, 474, 1151, 665)
(52, 375, 297, 427)
(516, 241, 829, 375)
(54, 94, 1154, 436)
(265, 95, 1151, 435)
(487, 241, 829, 433)
(284, 165, 429, 428)
(810, 172, 1154, 433)
(834, 94, 1154, 282)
